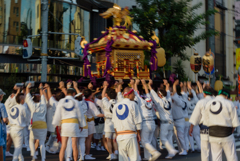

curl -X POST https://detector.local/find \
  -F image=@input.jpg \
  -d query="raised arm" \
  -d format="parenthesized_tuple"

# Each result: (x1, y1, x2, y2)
(102, 81, 109, 99)
(197, 81, 203, 94)
(73, 81, 81, 94)
(134, 79, 140, 92)
(44, 83, 51, 101)
(59, 81, 67, 96)
(148, 79, 153, 91)
(130, 79, 135, 90)
(172, 80, 179, 95)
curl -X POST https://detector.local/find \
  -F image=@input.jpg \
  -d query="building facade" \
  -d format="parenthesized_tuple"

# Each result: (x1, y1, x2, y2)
(0, 0, 115, 85)
(176, 0, 237, 87)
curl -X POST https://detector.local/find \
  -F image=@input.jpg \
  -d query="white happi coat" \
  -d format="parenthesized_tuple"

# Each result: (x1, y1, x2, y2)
(25, 93, 47, 140)
(52, 95, 86, 137)
(5, 95, 17, 115)
(47, 96, 58, 132)
(205, 95, 240, 143)
(79, 99, 88, 137)
(171, 93, 187, 121)
(188, 89, 199, 118)
(9, 104, 30, 129)
(189, 95, 212, 141)
(102, 97, 116, 133)
(112, 98, 142, 141)
(150, 89, 173, 123)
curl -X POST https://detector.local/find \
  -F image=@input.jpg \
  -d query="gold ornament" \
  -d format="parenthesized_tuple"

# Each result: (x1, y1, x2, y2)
(156, 48, 166, 67)
(190, 52, 202, 73)
(151, 31, 159, 45)
(80, 36, 88, 49)
(202, 49, 214, 74)
(214, 76, 223, 92)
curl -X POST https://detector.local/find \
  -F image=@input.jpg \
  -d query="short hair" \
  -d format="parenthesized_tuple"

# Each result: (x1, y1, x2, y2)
(16, 93, 24, 104)
(106, 88, 117, 99)
(159, 87, 167, 97)
(12, 90, 17, 94)
(83, 89, 92, 99)
(218, 88, 230, 98)
(176, 85, 182, 96)
(55, 91, 65, 101)
(203, 86, 213, 96)
(67, 88, 76, 95)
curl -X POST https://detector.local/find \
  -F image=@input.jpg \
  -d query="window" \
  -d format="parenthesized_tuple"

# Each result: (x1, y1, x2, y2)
(0, 16, 2, 19)
(16, 7, 19, 17)
(16, 22, 19, 31)
(0, 7, 2, 11)
(37, 5, 39, 18)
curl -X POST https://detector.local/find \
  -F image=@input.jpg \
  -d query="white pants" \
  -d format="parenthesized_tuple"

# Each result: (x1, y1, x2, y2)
(174, 119, 186, 151)
(10, 127, 24, 161)
(117, 137, 140, 161)
(201, 140, 211, 161)
(79, 137, 86, 158)
(184, 121, 190, 151)
(160, 123, 175, 154)
(29, 130, 46, 161)
(23, 127, 29, 148)
(210, 140, 238, 161)
(141, 122, 156, 158)
(187, 123, 201, 151)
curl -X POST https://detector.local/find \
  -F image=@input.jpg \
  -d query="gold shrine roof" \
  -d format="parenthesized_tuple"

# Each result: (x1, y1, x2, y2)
(89, 28, 153, 52)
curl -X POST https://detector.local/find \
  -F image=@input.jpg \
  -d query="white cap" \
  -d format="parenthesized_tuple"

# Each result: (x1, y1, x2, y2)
(74, 93, 83, 98)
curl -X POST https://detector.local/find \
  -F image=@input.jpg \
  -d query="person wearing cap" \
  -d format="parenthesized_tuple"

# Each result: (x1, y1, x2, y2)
(186, 81, 201, 153)
(0, 88, 8, 161)
(83, 85, 104, 160)
(189, 85, 213, 161)
(25, 83, 48, 161)
(133, 79, 161, 161)
(9, 92, 29, 161)
(148, 79, 178, 159)
(101, 81, 118, 160)
(204, 89, 240, 161)
(112, 86, 142, 161)
(52, 87, 86, 161)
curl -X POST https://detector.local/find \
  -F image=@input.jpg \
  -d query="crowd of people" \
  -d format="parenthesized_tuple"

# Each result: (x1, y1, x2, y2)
(0, 78, 239, 161)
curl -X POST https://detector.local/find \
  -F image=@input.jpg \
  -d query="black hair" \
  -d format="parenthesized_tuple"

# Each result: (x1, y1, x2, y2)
(106, 88, 117, 99)
(176, 85, 182, 96)
(67, 88, 76, 95)
(218, 88, 230, 98)
(203, 86, 213, 96)
(83, 89, 92, 99)
(16, 93, 24, 104)
(12, 90, 17, 94)
(159, 87, 167, 97)
(55, 91, 65, 101)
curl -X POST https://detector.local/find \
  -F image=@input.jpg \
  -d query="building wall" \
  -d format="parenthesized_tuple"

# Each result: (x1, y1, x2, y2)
(0, 0, 5, 43)
(103, 0, 137, 8)
(178, 0, 236, 85)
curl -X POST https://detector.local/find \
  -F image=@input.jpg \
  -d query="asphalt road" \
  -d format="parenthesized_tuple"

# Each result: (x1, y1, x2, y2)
(5, 146, 240, 161)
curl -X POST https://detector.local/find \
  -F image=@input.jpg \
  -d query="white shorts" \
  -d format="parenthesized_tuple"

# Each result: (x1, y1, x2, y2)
(94, 133, 102, 140)
(88, 124, 96, 135)
(105, 132, 116, 139)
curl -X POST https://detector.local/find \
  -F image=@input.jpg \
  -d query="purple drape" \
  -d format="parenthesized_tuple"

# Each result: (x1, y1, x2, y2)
(82, 31, 109, 78)
(104, 38, 114, 76)
(149, 40, 158, 71)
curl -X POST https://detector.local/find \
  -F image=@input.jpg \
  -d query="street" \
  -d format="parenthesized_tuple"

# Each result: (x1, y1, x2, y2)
(5, 138, 240, 161)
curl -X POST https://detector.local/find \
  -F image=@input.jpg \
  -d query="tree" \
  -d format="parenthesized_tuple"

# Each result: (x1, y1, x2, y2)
(131, 0, 218, 62)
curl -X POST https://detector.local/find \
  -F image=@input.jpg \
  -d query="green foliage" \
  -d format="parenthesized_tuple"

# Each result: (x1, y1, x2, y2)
(2, 74, 24, 103)
(131, 0, 218, 62)
(172, 59, 188, 82)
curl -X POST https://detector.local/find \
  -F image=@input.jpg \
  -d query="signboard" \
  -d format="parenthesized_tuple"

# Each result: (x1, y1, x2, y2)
(236, 48, 240, 70)
(235, 2, 240, 20)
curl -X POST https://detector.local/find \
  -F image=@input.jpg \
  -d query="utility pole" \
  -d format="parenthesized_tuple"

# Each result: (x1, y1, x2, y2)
(41, 0, 49, 82)
(208, 0, 215, 87)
